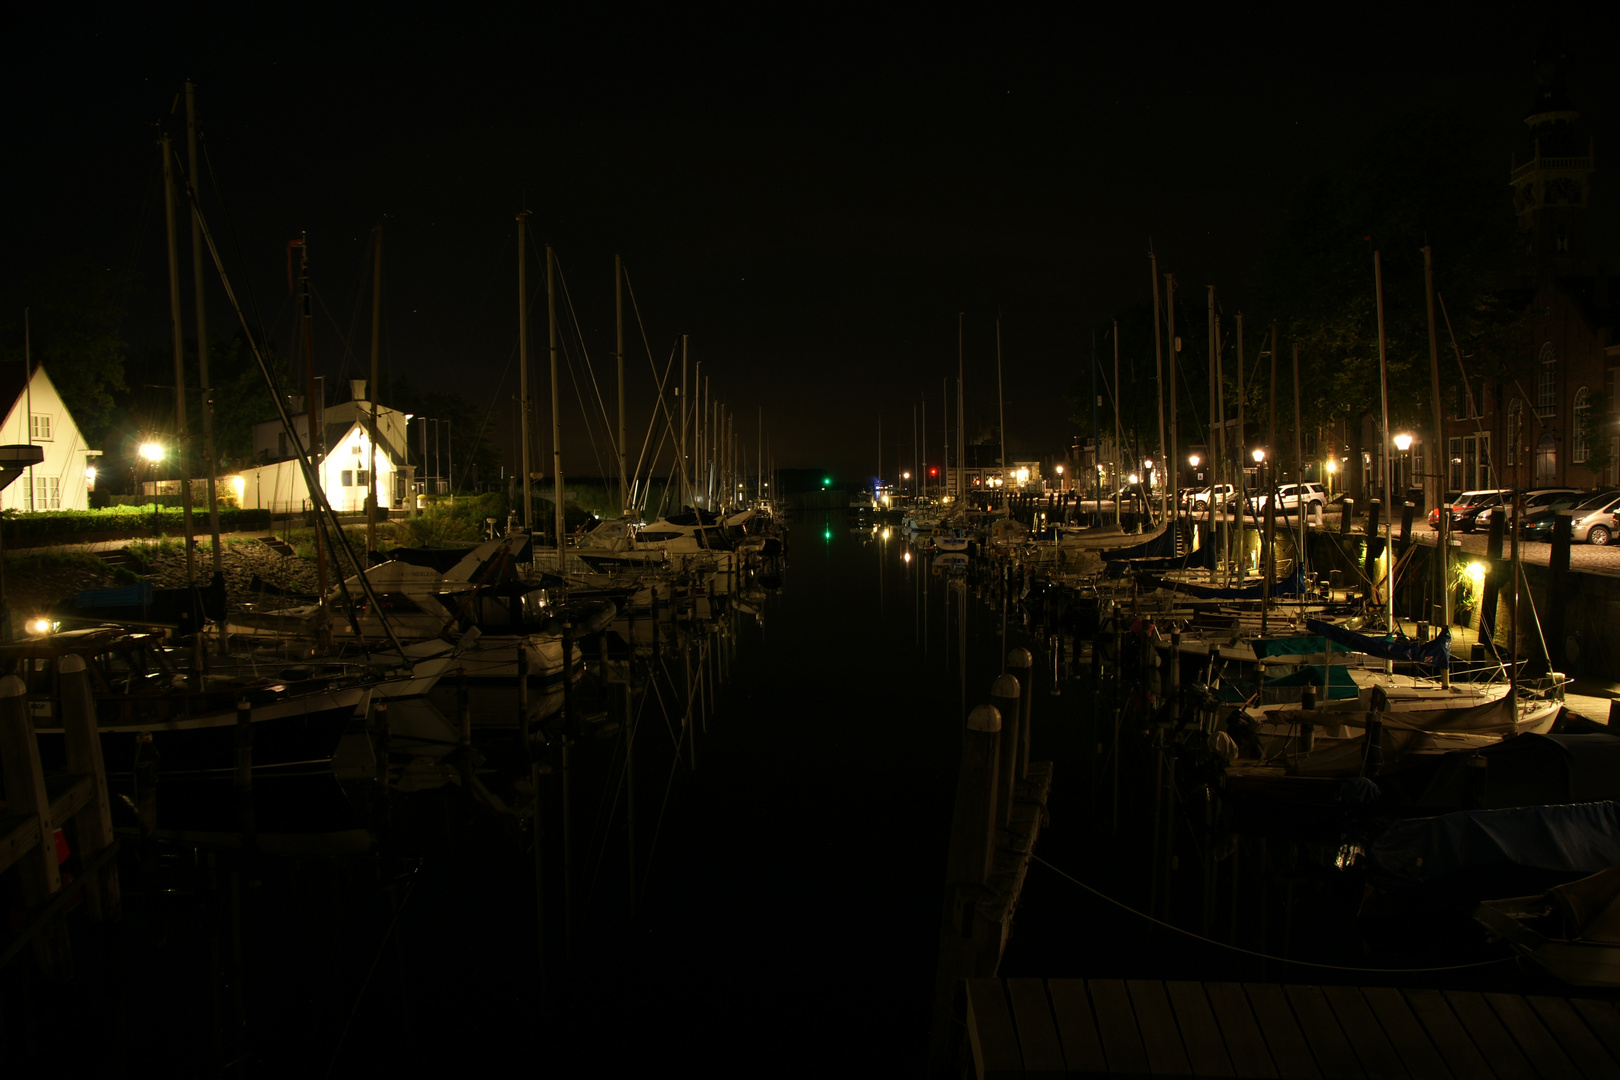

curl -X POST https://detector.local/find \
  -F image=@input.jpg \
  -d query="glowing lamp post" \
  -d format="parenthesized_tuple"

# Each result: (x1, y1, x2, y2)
(139, 441, 166, 532)
(1393, 432, 1413, 499)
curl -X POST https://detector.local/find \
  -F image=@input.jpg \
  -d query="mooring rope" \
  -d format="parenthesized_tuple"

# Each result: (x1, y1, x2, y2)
(1030, 854, 1513, 974)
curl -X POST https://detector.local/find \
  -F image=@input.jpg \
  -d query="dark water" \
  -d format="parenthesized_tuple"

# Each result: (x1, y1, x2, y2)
(5, 513, 1043, 1075)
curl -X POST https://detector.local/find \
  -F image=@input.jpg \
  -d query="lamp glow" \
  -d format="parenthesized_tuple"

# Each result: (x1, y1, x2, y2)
(138, 442, 164, 462)
(1394, 433, 1413, 452)
(1326, 460, 1337, 474)
(1466, 562, 1486, 584)
(1253, 449, 1265, 463)
(1189, 454, 1200, 468)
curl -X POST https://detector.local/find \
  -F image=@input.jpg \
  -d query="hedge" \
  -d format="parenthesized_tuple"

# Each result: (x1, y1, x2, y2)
(1, 506, 273, 543)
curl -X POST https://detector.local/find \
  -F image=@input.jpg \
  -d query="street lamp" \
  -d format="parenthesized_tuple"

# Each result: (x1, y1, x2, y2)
(138, 441, 165, 531)
(1394, 432, 1413, 499)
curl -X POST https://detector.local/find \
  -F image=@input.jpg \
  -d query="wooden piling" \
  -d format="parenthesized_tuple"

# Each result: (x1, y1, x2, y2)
(0, 674, 73, 979)
(990, 675, 1021, 829)
(1007, 648, 1033, 780)
(947, 704, 1003, 887)
(58, 655, 120, 921)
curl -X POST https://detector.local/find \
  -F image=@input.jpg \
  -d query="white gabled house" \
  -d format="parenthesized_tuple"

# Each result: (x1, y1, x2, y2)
(228, 380, 415, 514)
(0, 363, 101, 512)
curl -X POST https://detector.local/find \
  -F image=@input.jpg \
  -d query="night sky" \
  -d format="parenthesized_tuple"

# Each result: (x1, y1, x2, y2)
(11, 12, 1616, 486)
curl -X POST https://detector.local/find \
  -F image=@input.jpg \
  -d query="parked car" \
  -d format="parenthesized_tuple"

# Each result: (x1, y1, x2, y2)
(1190, 484, 1236, 512)
(1571, 492, 1620, 545)
(1521, 491, 1620, 544)
(1474, 488, 1584, 530)
(1258, 482, 1327, 514)
(1435, 488, 1513, 533)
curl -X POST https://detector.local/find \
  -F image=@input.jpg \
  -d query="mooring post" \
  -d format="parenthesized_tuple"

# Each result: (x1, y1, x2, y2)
(1008, 648, 1034, 780)
(1168, 631, 1182, 709)
(1364, 499, 1382, 603)
(990, 675, 1021, 829)
(58, 654, 119, 921)
(929, 705, 1005, 1071)
(457, 668, 472, 792)
(0, 674, 72, 978)
(682, 634, 696, 771)
(1339, 497, 1354, 536)
(624, 664, 637, 914)
(561, 621, 574, 961)
(367, 699, 389, 785)
(946, 704, 1003, 887)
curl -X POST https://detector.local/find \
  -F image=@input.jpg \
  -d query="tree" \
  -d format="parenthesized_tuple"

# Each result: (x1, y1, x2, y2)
(1256, 107, 1527, 449)
(0, 256, 137, 443)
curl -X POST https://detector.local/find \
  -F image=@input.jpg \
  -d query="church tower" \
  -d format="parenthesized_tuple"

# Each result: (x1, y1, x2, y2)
(1509, 60, 1596, 271)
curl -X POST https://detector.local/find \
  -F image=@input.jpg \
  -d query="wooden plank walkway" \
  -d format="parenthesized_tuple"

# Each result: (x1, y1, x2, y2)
(962, 978, 1620, 1078)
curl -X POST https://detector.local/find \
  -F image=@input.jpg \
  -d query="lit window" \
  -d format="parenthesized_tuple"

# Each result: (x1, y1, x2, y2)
(341, 470, 354, 487)
(30, 414, 52, 441)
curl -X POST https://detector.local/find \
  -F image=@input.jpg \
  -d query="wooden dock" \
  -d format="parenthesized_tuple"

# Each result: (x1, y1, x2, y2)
(962, 977, 1620, 1078)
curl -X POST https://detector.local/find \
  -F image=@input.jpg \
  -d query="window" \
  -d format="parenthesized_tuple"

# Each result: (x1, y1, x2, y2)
(1506, 399, 1523, 466)
(1574, 387, 1592, 464)
(341, 470, 354, 487)
(32, 476, 59, 510)
(1537, 343, 1557, 417)
(30, 414, 52, 441)
(1448, 436, 1463, 491)
(357, 470, 370, 487)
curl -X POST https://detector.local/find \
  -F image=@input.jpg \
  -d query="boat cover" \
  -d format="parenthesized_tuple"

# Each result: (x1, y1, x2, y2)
(1106, 540, 1216, 576)
(1173, 566, 1306, 599)
(1416, 733, 1620, 809)
(1368, 801, 1620, 890)
(1306, 618, 1450, 667)
(1102, 526, 1180, 562)
(69, 581, 155, 608)
(1254, 635, 1349, 658)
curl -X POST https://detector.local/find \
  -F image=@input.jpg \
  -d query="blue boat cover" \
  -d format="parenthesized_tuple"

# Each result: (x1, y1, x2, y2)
(1368, 801, 1620, 890)
(1306, 618, 1450, 667)
(71, 581, 155, 608)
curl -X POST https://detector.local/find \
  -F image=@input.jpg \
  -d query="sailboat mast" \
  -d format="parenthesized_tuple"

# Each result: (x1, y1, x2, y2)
(1113, 320, 1121, 527)
(184, 82, 222, 577)
(1236, 314, 1246, 578)
(1166, 274, 1178, 533)
(367, 224, 382, 555)
(548, 243, 564, 560)
(616, 253, 627, 516)
(997, 317, 1007, 515)
(1206, 287, 1218, 582)
(921, 399, 927, 500)
(1422, 246, 1452, 686)
(161, 133, 198, 591)
(517, 211, 533, 533)
(1293, 342, 1307, 623)
(680, 335, 688, 508)
(1150, 249, 1167, 525)
(956, 313, 964, 508)
(1374, 250, 1396, 654)
(294, 235, 328, 609)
